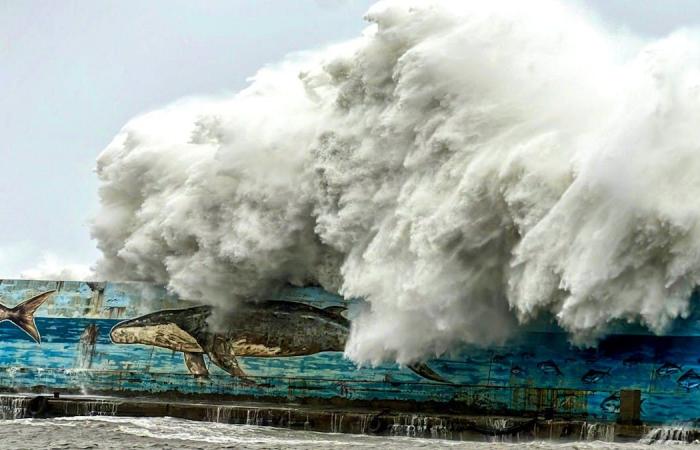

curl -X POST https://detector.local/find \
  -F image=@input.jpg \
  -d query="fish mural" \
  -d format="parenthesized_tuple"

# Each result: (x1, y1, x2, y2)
(3, 279, 700, 424)
(581, 368, 611, 384)
(537, 360, 563, 376)
(656, 362, 683, 377)
(600, 392, 620, 414)
(677, 370, 700, 391)
(0, 290, 54, 343)
(109, 302, 450, 384)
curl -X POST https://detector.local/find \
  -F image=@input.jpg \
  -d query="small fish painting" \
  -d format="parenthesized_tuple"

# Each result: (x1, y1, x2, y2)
(581, 368, 611, 384)
(656, 362, 682, 377)
(537, 360, 563, 376)
(677, 369, 700, 391)
(600, 392, 620, 414)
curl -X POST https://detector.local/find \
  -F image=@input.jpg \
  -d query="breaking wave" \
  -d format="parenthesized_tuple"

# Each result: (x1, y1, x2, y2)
(92, 0, 700, 365)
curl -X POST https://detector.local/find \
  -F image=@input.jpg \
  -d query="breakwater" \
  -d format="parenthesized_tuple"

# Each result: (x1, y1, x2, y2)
(4, 279, 700, 427)
(0, 393, 674, 443)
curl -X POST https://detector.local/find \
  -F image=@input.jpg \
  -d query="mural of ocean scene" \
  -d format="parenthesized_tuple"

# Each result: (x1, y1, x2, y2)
(2, 278, 700, 424)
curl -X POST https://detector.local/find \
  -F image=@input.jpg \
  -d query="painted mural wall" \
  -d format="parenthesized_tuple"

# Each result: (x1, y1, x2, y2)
(1, 278, 700, 424)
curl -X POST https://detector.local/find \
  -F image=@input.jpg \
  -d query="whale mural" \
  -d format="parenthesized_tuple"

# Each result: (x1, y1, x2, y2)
(2, 278, 700, 423)
(109, 302, 449, 383)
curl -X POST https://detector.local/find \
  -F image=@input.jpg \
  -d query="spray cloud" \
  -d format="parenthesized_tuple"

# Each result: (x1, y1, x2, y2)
(92, 0, 700, 365)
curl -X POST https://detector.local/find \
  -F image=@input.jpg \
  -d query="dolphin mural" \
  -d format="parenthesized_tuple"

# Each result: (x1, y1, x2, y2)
(0, 290, 55, 343)
(110, 301, 450, 384)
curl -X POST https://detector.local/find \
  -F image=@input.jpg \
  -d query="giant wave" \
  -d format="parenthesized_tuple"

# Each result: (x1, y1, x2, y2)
(92, 0, 700, 366)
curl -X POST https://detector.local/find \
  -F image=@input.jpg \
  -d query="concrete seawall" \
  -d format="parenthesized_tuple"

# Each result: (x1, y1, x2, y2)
(3, 280, 700, 432)
(0, 393, 681, 443)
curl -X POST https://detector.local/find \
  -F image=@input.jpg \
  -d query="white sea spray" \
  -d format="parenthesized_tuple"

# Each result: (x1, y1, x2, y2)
(92, 0, 700, 365)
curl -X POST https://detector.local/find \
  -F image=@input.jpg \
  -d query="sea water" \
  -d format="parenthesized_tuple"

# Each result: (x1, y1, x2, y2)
(0, 417, 698, 450)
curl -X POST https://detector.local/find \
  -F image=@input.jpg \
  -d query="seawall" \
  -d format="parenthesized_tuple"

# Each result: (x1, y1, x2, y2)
(0, 393, 670, 443)
(3, 279, 700, 426)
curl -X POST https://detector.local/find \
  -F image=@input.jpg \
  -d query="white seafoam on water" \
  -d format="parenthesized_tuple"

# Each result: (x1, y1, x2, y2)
(91, 0, 700, 367)
(0, 416, 696, 449)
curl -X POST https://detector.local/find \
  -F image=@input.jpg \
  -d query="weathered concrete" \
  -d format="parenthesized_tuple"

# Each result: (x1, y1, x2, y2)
(0, 393, 681, 443)
(619, 389, 642, 425)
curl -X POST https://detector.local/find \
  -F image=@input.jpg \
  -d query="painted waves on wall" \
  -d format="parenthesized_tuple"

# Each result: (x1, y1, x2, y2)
(1, 278, 700, 423)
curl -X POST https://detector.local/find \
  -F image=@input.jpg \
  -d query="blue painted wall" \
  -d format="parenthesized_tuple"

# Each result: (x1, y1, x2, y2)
(1, 278, 699, 423)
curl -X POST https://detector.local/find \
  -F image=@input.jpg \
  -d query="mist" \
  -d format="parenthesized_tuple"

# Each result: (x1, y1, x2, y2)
(92, 0, 700, 365)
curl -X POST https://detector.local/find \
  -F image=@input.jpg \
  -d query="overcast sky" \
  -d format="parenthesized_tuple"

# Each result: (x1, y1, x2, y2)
(2, 0, 700, 278)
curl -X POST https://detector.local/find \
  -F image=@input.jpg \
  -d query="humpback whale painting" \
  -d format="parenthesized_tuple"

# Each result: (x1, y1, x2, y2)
(5, 279, 700, 424)
(109, 301, 450, 384)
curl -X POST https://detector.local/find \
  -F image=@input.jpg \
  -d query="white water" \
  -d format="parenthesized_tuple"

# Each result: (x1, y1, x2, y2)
(92, 0, 700, 366)
(642, 425, 697, 445)
(0, 396, 28, 420)
(0, 416, 698, 449)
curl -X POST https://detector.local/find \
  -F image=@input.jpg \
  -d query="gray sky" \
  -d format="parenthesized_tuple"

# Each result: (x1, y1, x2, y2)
(0, 0, 375, 277)
(1, 0, 700, 278)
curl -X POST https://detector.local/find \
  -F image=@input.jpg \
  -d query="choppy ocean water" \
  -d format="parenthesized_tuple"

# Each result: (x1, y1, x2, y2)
(0, 417, 698, 449)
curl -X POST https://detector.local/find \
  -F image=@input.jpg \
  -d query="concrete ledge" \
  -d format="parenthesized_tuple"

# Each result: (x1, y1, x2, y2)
(0, 393, 673, 443)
